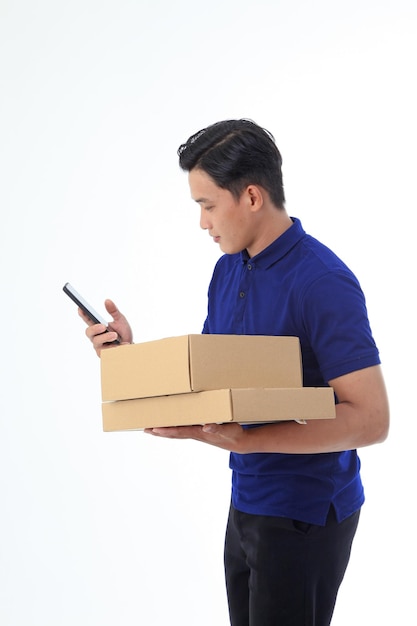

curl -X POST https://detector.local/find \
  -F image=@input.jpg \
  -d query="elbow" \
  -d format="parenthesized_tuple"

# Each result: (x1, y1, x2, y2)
(372, 423, 389, 445)
(376, 415, 390, 444)
(365, 407, 390, 447)
(376, 399, 390, 443)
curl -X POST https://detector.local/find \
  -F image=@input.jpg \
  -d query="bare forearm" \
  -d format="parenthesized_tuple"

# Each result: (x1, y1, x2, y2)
(240, 402, 387, 455)
(147, 366, 389, 454)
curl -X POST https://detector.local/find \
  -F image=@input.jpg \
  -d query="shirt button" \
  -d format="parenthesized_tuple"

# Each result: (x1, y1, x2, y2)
(247, 263, 252, 270)
(239, 291, 245, 298)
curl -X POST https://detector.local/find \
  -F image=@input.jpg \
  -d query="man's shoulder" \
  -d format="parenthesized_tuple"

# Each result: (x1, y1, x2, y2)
(298, 233, 353, 276)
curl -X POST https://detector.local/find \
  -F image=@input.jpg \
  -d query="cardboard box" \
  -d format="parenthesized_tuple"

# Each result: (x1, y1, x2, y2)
(101, 334, 303, 402)
(102, 387, 336, 431)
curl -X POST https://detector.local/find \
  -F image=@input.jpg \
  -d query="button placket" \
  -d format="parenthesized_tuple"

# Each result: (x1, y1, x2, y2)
(237, 262, 255, 302)
(233, 261, 255, 331)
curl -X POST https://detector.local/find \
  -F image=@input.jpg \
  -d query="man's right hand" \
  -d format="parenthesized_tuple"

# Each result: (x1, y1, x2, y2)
(79, 298, 133, 357)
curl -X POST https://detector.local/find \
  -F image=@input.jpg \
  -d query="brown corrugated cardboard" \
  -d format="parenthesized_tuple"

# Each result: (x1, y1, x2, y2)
(101, 335, 303, 402)
(102, 387, 336, 431)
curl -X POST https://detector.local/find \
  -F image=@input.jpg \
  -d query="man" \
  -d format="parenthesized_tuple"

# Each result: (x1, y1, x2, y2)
(81, 119, 389, 626)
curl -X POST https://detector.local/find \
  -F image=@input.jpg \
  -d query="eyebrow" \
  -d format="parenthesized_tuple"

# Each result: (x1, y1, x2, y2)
(193, 196, 210, 204)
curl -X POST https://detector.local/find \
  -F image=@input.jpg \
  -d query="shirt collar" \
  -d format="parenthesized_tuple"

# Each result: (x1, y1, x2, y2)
(240, 217, 305, 269)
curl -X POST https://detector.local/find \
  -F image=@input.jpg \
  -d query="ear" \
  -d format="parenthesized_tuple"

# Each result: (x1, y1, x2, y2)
(245, 185, 264, 213)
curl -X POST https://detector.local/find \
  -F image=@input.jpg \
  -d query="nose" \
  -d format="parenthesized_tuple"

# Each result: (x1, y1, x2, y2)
(200, 207, 211, 231)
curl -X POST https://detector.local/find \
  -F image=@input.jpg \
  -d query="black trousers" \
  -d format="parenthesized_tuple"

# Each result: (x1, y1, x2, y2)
(224, 503, 360, 626)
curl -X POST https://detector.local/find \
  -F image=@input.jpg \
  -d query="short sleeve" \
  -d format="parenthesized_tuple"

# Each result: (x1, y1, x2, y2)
(300, 269, 380, 382)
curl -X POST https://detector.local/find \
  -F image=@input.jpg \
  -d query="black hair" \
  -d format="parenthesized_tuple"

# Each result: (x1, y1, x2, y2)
(177, 119, 285, 208)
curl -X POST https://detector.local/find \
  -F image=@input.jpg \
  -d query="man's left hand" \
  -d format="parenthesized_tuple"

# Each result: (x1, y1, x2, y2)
(144, 422, 250, 453)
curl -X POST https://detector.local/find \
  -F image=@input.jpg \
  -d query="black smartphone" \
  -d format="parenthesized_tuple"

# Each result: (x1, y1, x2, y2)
(63, 282, 120, 344)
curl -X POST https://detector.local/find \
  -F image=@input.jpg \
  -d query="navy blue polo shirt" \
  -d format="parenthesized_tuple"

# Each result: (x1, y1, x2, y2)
(202, 218, 380, 525)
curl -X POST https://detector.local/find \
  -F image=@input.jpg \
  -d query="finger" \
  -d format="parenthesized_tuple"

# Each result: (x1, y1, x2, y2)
(202, 423, 220, 434)
(202, 423, 241, 438)
(85, 323, 108, 341)
(104, 299, 123, 321)
(145, 425, 205, 438)
(92, 331, 119, 348)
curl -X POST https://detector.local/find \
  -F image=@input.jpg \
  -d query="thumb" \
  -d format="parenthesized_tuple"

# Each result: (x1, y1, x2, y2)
(202, 423, 220, 434)
(104, 299, 123, 321)
(202, 423, 243, 441)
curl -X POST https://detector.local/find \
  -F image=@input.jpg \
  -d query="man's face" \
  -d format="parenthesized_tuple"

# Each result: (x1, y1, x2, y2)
(188, 168, 256, 255)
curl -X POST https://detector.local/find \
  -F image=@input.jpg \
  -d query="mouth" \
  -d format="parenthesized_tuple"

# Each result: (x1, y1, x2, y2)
(211, 234, 220, 243)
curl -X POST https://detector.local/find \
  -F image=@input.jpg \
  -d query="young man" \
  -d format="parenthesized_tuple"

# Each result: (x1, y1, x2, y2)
(82, 120, 389, 626)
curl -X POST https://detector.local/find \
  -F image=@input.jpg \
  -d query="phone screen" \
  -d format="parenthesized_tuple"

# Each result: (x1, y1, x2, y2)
(63, 282, 120, 344)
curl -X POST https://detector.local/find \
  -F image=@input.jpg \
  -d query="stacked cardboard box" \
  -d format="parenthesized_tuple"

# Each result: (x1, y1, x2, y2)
(101, 334, 335, 431)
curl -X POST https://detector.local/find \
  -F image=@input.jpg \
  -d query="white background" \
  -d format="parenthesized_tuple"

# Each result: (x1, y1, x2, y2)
(1, 0, 416, 624)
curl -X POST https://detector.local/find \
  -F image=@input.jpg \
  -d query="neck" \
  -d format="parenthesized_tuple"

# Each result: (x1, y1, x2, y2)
(247, 208, 293, 258)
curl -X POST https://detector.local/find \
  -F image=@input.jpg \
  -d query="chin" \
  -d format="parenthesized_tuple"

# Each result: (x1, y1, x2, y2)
(220, 243, 242, 255)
